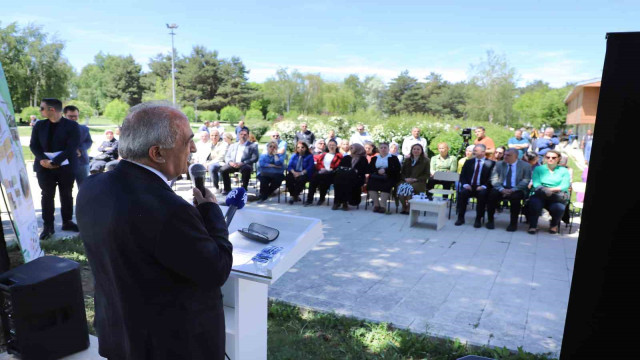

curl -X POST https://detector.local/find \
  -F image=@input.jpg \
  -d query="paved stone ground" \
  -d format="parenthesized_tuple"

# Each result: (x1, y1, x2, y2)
(10, 165, 578, 357)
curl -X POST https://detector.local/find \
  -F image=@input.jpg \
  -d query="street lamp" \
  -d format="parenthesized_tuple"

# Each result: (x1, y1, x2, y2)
(166, 23, 178, 106)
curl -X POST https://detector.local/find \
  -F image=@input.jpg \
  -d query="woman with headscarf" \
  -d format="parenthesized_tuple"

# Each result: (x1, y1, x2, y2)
(397, 144, 430, 214)
(366, 142, 401, 213)
(389, 141, 403, 164)
(332, 143, 368, 210)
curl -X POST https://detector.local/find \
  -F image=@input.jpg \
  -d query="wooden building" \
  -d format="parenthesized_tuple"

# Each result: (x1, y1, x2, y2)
(564, 79, 600, 136)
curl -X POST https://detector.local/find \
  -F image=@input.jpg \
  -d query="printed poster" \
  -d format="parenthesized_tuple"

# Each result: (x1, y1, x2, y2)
(0, 61, 43, 262)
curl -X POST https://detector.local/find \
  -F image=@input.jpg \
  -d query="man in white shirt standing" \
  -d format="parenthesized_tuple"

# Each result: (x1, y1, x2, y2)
(402, 127, 427, 157)
(349, 124, 372, 145)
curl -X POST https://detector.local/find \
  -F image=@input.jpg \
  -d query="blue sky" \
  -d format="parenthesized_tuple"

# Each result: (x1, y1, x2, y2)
(3, 0, 638, 87)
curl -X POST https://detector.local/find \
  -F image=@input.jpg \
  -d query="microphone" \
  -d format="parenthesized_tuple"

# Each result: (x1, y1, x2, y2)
(188, 163, 208, 197)
(224, 187, 247, 227)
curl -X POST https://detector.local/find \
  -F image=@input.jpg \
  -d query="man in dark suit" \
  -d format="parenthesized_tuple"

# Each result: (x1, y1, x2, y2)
(77, 103, 233, 360)
(220, 128, 258, 194)
(456, 144, 495, 228)
(64, 105, 93, 187)
(30, 98, 81, 239)
(486, 148, 532, 231)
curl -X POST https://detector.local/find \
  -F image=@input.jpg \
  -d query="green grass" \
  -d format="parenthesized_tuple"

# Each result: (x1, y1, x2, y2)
(39, 236, 89, 266)
(268, 301, 556, 360)
(21, 145, 34, 161)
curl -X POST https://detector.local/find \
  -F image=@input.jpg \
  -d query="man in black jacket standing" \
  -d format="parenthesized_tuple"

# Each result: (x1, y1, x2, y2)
(77, 102, 233, 360)
(30, 98, 80, 239)
(456, 144, 495, 228)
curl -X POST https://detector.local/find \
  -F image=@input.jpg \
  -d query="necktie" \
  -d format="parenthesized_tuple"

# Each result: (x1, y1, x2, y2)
(471, 159, 480, 186)
(506, 164, 513, 189)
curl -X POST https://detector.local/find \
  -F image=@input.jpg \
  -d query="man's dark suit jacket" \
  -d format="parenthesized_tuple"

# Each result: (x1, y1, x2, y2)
(224, 141, 259, 166)
(29, 117, 80, 172)
(490, 159, 532, 193)
(77, 160, 233, 360)
(459, 157, 495, 188)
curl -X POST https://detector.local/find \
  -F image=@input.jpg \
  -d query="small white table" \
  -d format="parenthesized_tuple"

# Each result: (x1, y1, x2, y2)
(409, 198, 448, 230)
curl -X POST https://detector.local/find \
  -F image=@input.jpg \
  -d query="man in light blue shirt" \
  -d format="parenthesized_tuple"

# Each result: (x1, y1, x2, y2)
(508, 129, 529, 159)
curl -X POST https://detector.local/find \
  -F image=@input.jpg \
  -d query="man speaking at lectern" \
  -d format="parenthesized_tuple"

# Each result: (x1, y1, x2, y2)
(77, 102, 233, 360)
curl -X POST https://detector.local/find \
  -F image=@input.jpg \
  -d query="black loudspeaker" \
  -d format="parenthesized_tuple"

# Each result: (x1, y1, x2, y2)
(0, 256, 89, 359)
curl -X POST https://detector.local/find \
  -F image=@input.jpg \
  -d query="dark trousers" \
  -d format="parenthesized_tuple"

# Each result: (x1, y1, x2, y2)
(74, 163, 89, 187)
(285, 173, 309, 198)
(220, 164, 252, 191)
(90, 160, 108, 173)
(36, 166, 75, 227)
(426, 179, 454, 199)
(487, 189, 525, 225)
(208, 163, 222, 188)
(308, 172, 335, 201)
(257, 173, 284, 199)
(456, 185, 489, 220)
(528, 194, 567, 228)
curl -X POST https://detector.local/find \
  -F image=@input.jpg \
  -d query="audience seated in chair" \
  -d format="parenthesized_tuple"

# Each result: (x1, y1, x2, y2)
(366, 142, 401, 213)
(257, 140, 285, 203)
(486, 148, 531, 232)
(427, 142, 458, 200)
(286, 141, 315, 204)
(90, 129, 118, 174)
(527, 150, 570, 235)
(206, 130, 231, 191)
(220, 129, 258, 194)
(332, 143, 368, 211)
(397, 144, 430, 214)
(455, 144, 495, 227)
(306, 139, 343, 206)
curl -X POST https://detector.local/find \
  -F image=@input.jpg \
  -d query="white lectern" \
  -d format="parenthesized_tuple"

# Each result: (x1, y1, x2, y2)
(221, 207, 323, 360)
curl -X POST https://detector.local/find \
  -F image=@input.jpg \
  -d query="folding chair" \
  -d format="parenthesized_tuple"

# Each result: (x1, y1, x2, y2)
(569, 182, 586, 233)
(428, 171, 459, 219)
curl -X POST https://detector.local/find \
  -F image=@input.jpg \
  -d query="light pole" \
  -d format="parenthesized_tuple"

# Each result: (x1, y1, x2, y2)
(166, 23, 178, 106)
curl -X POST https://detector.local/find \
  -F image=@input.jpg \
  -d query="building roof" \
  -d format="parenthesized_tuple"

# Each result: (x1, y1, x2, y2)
(564, 78, 601, 103)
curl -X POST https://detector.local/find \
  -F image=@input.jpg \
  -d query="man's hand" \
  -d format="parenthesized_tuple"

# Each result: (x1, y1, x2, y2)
(377, 168, 386, 175)
(193, 187, 217, 205)
(463, 184, 472, 190)
(501, 188, 513, 196)
(40, 159, 59, 169)
(477, 185, 486, 191)
(77, 149, 82, 157)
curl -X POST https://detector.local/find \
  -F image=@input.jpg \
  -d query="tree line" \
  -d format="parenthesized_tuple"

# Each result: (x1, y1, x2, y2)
(1, 22, 572, 129)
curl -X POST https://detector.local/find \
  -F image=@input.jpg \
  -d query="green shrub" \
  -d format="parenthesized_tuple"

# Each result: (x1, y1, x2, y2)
(246, 119, 271, 142)
(245, 109, 264, 121)
(200, 110, 219, 122)
(103, 99, 130, 125)
(220, 106, 243, 124)
(266, 111, 278, 122)
(64, 100, 96, 121)
(182, 106, 196, 122)
(429, 131, 467, 159)
(20, 106, 40, 123)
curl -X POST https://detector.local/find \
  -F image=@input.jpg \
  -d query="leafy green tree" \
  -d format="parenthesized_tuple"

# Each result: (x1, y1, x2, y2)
(213, 57, 254, 110)
(383, 70, 419, 115)
(182, 106, 196, 122)
(465, 50, 517, 125)
(104, 99, 130, 125)
(363, 75, 385, 112)
(250, 99, 270, 118)
(343, 74, 366, 112)
(513, 86, 570, 129)
(199, 110, 218, 121)
(245, 109, 264, 120)
(0, 22, 73, 111)
(76, 53, 143, 111)
(220, 106, 243, 124)
(176, 46, 222, 109)
(262, 68, 301, 114)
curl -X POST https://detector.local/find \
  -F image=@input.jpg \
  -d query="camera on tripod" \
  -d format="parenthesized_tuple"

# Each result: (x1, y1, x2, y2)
(460, 128, 472, 141)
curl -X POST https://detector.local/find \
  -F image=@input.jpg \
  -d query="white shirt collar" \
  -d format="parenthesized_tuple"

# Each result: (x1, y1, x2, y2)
(123, 159, 171, 184)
